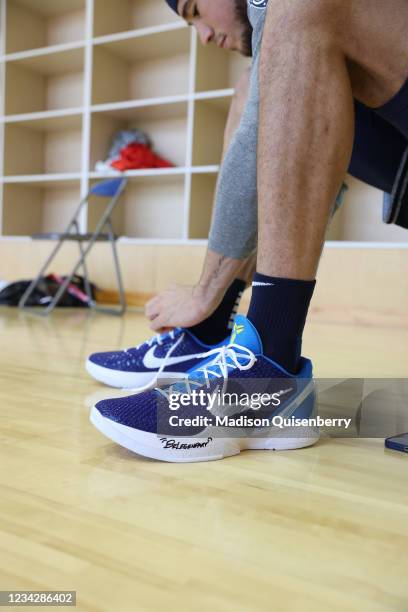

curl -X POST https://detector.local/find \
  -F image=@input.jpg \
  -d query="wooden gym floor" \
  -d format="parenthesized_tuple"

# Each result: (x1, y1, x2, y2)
(0, 308, 407, 612)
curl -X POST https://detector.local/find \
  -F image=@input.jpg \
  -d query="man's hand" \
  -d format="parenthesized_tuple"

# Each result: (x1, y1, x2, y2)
(145, 249, 256, 332)
(145, 283, 218, 331)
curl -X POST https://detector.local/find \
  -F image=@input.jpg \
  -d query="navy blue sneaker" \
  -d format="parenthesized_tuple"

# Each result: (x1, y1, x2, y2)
(86, 328, 227, 390)
(90, 316, 320, 462)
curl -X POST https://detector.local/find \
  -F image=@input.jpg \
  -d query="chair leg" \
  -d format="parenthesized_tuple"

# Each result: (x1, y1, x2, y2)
(90, 228, 127, 316)
(63, 231, 126, 317)
(78, 241, 95, 307)
(19, 241, 67, 314)
(111, 232, 127, 314)
(42, 273, 79, 315)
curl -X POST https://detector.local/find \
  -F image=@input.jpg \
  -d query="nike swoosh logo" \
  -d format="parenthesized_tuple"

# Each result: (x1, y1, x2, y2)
(142, 346, 207, 370)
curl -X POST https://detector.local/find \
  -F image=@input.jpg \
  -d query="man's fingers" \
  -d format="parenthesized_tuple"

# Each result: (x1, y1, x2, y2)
(145, 296, 160, 319)
(150, 313, 167, 332)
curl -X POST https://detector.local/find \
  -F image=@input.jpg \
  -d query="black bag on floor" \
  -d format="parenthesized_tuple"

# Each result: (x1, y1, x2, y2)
(0, 274, 96, 307)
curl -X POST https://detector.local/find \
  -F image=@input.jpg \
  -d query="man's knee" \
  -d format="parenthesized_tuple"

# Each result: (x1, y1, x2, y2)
(261, 0, 340, 46)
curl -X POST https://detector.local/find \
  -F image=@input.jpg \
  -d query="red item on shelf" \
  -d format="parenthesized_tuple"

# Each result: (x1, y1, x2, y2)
(110, 143, 174, 171)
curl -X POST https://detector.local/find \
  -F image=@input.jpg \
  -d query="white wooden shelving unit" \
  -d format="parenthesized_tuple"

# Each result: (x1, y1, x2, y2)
(0, 0, 249, 244)
(0, 0, 407, 247)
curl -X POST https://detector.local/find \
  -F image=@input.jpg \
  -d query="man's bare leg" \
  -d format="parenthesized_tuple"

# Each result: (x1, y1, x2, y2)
(257, 0, 408, 279)
(257, 0, 354, 279)
(248, 0, 408, 371)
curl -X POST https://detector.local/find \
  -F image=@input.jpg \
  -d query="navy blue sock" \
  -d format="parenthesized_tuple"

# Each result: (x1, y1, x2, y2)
(247, 272, 316, 373)
(189, 279, 246, 345)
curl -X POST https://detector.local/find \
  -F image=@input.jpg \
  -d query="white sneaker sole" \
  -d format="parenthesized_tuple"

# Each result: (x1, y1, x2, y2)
(86, 359, 186, 389)
(90, 406, 320, 463)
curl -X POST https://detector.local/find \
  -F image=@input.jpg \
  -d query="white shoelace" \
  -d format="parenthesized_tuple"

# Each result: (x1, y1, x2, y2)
(126, 329, 179, 353)
(158, 343, 257, 400)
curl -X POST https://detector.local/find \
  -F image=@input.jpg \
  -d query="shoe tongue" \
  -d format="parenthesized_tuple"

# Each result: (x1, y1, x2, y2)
(158, 318, 262, 397)
(230, 315, 263, 354)
(156, 328, 180, 344)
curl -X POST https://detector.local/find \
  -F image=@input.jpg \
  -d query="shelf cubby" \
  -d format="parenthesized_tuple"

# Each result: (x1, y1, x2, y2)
(5, 48, 84, 115)
(5, 0, 86, 55)
(88, 175, 185, 240)
(195, 44, 250, 93)
(188, 173, 217, 239)
(3, 115, 83, 176)
(93, 0, 179, 38)
(2, 180, 81, 236)
(2, 2, 402, 249)
(192, 96, 231, 166)
(92, 28, 190, 105)
(90, 103, 188, 171)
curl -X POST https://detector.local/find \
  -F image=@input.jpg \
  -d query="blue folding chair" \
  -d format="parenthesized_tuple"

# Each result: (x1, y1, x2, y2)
(19, 178, 128, 316)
